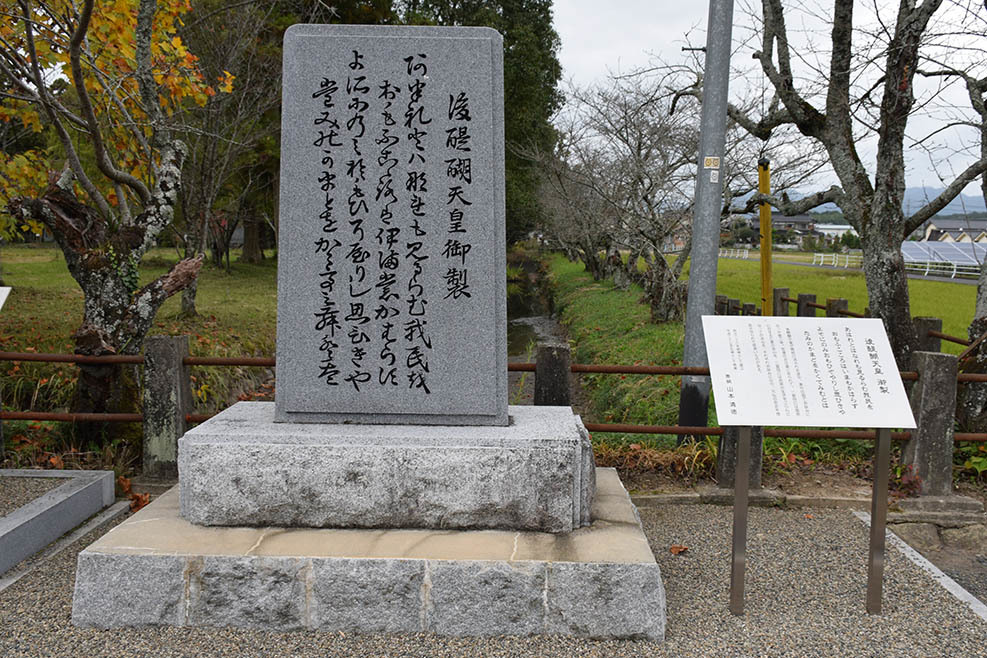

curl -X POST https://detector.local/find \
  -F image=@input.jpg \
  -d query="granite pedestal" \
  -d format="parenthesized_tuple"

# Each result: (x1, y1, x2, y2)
(72, 468, 665, 640)
(179, 402, 594, 533)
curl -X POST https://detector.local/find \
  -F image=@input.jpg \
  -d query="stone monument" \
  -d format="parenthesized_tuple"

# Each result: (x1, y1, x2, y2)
(71, 25, 665, 640)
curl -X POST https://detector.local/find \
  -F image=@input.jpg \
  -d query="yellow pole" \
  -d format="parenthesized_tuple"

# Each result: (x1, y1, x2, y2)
(758, 158, 772, 315)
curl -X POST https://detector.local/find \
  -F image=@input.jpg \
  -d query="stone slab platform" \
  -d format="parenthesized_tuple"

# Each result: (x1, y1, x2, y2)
(72, 468, 664, 640)
(179, 403, 594, 533)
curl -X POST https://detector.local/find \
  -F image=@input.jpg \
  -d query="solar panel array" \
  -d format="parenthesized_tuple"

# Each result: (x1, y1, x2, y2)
(901, 241, 987, 265)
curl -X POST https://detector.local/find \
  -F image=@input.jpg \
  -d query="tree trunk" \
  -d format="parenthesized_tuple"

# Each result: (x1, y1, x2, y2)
(240, 216, 264, 264)
(642, 256, 687, 323)
(859, 209, 918, 366)
(624, 248, 646, 286)
(957, 305, 987, 432)
(10, 153, 202, 447)
(180, 279, 199, 317)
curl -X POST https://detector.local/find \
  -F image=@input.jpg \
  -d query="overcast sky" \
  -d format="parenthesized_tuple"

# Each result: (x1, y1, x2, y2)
(553, 0, 708, 87)
(550, 1, 985, 200)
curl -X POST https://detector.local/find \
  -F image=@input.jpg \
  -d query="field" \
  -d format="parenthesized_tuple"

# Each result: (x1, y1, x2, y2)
(1, 244, 975, 414)
(714, 256, 975, 352)
(547, 252, 985, 485)
(0, 244, 278, 417)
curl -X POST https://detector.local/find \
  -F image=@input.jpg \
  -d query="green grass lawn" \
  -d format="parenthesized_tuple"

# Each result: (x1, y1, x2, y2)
(548, 252, 983, 478)
(714, 258, 975, 354)
(1, 244, 278, 413)
(1, 244, 278, 354)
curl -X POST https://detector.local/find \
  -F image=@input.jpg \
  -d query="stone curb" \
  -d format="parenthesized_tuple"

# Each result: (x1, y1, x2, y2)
(0, 500, 129, 595)
(631, 491, 987, 526)
(0, 469, 115, 576)
(855, 511, 987, 623)
(886, 511, 987, 528)
(631, 490, 872, 510)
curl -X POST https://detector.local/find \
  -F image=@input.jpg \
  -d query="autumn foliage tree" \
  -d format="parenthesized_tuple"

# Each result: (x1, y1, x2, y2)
(0, 0, 223, 426)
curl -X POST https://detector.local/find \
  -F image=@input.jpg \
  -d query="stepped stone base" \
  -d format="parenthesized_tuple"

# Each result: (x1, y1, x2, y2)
(179, 402, 594, 533)
(72, 468, 665, 640)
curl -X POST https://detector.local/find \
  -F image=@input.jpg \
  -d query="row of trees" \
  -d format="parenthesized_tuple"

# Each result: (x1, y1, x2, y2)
(537, 0, 987, 371)
(535, 64, 826, 322)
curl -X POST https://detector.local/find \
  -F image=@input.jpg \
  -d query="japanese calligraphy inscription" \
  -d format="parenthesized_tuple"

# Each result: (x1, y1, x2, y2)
(276, 25, 507, 425)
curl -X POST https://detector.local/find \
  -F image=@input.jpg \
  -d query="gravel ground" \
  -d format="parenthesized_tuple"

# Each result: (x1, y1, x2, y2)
(0, 476, 64, 517)
(1, 504, 985, 657)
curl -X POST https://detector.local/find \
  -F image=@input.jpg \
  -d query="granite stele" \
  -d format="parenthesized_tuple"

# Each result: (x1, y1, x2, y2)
(71, 24, 665, 640)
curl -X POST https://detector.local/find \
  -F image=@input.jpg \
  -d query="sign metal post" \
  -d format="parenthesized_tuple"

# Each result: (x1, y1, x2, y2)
(729, 425, 751, 615)
(867, 427, 892, 614)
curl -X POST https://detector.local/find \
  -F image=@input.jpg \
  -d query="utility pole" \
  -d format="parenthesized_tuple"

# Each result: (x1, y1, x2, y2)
(678, 0, 736, 429)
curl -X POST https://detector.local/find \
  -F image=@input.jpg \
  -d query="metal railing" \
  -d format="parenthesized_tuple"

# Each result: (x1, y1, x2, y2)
(812, 252, 862, 268)
(718, 248, 751, 260)
(5, 350, 987, 441)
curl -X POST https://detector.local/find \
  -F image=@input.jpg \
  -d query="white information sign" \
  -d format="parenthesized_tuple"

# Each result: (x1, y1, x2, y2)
(702, 316, 916, 428)
(0, 287, 9, 312)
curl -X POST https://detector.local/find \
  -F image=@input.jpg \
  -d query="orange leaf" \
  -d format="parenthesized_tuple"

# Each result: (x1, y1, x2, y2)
(669, 544, 689, 555)
(129, 492, 150, 512)
(804, 513, 814, 520)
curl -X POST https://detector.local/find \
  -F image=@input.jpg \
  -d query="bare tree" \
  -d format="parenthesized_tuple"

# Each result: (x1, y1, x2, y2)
(536, 65, 825, 321)
(902, 8, 987, 427)
(730, 0, 987, 364)
(177, 0, 281, 315)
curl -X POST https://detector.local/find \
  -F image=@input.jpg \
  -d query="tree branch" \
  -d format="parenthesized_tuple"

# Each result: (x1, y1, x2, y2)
(755, 0, 827, 136)
(749, 185, 846, 216)
(69, 0, 152, 205)
(17, 0, 112, 220)
(904, 157, 987, 235)
(135, 0, 166, 139)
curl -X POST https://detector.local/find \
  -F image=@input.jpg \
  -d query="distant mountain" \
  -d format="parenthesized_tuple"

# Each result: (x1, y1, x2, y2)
(902, 187, 986, 217)
(747, 186, 987, 218)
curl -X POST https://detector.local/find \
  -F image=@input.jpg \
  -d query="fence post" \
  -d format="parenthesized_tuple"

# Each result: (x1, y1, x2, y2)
(727, 299, 741, 315)
(796, 293, 817, 317)
(913, 317, 943, 353)
(773, 287, 789, 316)
(715, 295, 728, 315)
(534, 341, 571, 407)
(742, 303, 756, 316)
(717, 426, 763, 490)
(142, 335, 191, 479)
(826, 298, 848, 317)
(903, 351, 957, 497)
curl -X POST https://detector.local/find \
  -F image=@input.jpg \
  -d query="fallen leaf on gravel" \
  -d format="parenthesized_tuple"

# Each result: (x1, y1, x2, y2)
(669, 544, 689, 555)
(129, 492, 150, 512)
(804, 513, 814, 520)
